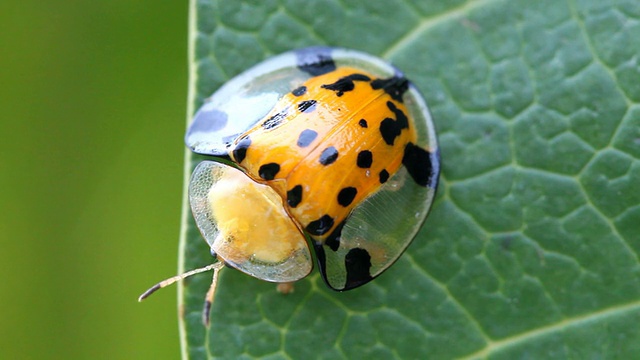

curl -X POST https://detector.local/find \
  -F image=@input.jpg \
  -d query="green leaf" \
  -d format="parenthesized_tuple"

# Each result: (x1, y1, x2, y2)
(178, 0, 640, 358)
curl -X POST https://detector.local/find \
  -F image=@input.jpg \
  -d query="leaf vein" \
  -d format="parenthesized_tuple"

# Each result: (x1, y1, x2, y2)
(381, 0, 499, 60)
(459, 300, 640, 359)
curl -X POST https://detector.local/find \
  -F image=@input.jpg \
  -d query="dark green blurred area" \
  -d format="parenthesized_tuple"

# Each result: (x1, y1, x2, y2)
(1, 1, 188, 358)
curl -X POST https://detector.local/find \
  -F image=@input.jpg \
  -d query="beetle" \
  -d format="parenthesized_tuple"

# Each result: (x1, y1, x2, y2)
(140, 47, 440, 325)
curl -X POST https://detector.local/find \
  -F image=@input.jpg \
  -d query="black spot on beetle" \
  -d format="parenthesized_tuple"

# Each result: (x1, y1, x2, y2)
(297, 129, 318, 148)
(388, 101, 409, 127)
(306, 214, 335, 236)
(262, 108, 289, 130)
(402, 142, 434, 187)
(296, 47, 336, 76)
(379, 101, 409, 145)
(379, 169, 390, 184)
(298, 100, 317, 113)
(337, 187, 357, 207)
(232, 136, 251, 163)
(344, 248, 373, 289)
(321, 74, 371, 97)
(292, 86, 307, 96)
(287, 185, 303, 208)
(313, 225, 369, 290)
(319, 146, 339, 165)
(259, 163, 280, 180)
(371, 76, 409, 103)
(312, 243, 332, 288)
(379, 119, 397, 146)
(356, 150, 373, 168)
(358, 119, 368, 128)
(324, 221, 345, 252)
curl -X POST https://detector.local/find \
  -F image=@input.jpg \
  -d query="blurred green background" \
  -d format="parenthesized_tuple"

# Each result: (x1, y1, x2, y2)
(1, 1, 188, 358)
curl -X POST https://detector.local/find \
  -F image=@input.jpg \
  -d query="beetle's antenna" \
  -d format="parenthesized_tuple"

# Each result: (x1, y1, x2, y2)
(202, 261, 225, 326)
(138, 262, 223, 301)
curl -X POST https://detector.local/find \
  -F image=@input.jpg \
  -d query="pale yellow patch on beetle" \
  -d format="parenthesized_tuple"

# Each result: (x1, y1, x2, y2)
(206, 167, 306, 265)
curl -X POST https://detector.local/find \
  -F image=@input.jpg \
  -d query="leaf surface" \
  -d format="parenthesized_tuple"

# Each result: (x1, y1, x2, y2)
(179, 0, 640, 358)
